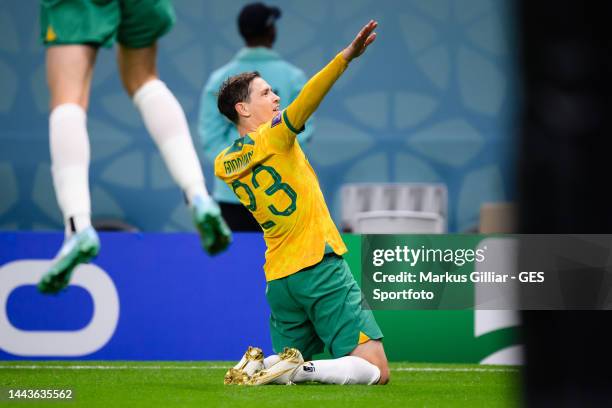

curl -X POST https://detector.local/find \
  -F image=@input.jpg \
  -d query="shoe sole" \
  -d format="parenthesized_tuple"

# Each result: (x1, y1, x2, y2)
(38, 241, 100, 294)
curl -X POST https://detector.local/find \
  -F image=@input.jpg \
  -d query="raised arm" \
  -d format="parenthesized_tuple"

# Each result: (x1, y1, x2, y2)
(291, 70, 315, 144)
(284, 20, 378, 131)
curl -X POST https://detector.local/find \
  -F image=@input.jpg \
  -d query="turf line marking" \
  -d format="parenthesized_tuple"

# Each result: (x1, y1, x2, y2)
(394, 367, 518, 373)
(0, 365, 518, 373)
(0, 365, 223, 370)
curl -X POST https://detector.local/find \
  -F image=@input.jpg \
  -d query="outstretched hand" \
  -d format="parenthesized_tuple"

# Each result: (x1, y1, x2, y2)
(342, 20, 378, 62)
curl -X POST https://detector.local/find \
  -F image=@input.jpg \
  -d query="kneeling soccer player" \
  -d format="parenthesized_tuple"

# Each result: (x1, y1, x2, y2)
(214, 20, 389, 385)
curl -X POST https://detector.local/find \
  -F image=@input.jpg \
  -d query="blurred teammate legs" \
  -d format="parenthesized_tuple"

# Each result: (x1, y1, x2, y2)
(46, 45, 97, 236)
(38, 0, 231, 294)
(118, 43, 231, 256)
(117, 44, 208, 203)
(38, 45, 102, 294)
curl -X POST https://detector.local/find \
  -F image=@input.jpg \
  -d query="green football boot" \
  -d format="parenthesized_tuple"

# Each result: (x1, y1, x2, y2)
(191, 195, 232, 255)
(38, 226, 100, 294)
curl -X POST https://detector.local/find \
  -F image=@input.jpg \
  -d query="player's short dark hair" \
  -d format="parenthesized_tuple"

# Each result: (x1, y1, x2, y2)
(217, 71, 261, 124)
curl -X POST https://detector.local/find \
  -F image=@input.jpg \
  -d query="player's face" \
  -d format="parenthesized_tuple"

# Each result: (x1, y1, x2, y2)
(246, 77, 280, 125)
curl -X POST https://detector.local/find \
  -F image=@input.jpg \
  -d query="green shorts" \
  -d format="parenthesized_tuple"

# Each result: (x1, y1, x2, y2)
(266, 254, 383, 360)
(40, 0, 175, 48)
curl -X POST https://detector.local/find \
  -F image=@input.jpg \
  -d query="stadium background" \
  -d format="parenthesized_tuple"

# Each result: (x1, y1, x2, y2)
(0, 0, 515, 233)
(0, 0, 518, 364)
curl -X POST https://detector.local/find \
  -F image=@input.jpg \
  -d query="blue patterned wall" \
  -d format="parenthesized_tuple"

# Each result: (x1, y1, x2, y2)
(0, 0, 516, 233)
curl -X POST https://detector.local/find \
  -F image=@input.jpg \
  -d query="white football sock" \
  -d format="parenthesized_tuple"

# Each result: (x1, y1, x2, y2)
(292, 356, 380, 385)
(133, 79, 208, 204)
(263, 354, 281, 368)
(49, 103, 92, 237)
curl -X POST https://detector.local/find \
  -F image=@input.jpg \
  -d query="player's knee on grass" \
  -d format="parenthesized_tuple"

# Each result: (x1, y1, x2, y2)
(350, 339, 390, 384)
(378, 362, 390, 385)
(370, 357, 390, 385)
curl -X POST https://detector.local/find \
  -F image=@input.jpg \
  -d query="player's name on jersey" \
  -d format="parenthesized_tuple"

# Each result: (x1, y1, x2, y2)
(224, 151, 254, 175)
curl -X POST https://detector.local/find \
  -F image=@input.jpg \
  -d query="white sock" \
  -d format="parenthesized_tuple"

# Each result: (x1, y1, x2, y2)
(133, 79, 208, 204)
(49, 103, 92, 237)
(292, 356, 380, 385)
(263, 354, 281, 368)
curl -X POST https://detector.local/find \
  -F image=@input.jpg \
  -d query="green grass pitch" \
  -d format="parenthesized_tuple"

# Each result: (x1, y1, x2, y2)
(0, 361, 520, 407)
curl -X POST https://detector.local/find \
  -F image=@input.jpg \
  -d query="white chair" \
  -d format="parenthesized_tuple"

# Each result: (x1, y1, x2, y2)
(341, 183, 448, 233)
(354, 210, 445, 233)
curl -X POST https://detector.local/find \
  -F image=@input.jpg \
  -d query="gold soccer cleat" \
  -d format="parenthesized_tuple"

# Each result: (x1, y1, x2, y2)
(223, 346, 264, 385)
(246, 347, 304, 386)
(224, 368, 249, 385)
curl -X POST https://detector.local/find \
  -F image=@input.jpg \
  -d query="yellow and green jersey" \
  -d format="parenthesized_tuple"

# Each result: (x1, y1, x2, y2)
(214, 53, 349, 281)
